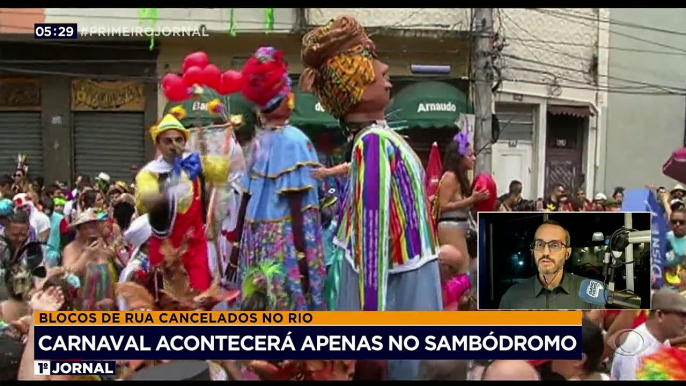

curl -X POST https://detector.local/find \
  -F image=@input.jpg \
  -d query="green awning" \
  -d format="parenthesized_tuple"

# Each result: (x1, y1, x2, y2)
(225, 92, 256, 125)
(163, 89, 256, 128)
(291, 88, 339, 128)
(386, 81, 469, 129)
(163, 87, 226, 127)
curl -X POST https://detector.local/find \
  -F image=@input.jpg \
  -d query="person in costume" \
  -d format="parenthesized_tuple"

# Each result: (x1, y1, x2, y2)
(301, 16, 441, 380)
(204, 116, 247, 288)
(12, 193, 50, 243)
(224, 46, 327, 311)
(118, 214, 151, 311)
(432, 134, 488, 271)
(61, 208, 117, 311)
(0, 210, 46, 323)
(40, 197, 67, 268)
(438, 245, 471, 310)
(11, 155, 29, 196)
(0, 199, 13, 235)
(635, 346, 686, 380)
(319, 186, 343, 310)
(135, 113, 230, 293)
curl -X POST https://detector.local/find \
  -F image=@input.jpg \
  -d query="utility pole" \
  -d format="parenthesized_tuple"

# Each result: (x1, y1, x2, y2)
(472, 8, 494, 175)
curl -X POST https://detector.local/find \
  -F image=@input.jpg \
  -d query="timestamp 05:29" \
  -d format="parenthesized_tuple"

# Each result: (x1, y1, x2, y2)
(34, 23, 78, 40)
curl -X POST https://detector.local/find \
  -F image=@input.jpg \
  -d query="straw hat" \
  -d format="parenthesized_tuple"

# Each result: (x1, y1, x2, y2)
(672, 184, 686, 195)
(70, 208, 106, 228)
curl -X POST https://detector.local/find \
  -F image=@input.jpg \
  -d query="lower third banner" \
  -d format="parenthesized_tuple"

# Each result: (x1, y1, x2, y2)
(34, 325, 581, 361)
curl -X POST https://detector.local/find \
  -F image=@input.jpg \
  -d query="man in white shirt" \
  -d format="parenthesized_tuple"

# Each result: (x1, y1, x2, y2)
(610, 290, 686, 380)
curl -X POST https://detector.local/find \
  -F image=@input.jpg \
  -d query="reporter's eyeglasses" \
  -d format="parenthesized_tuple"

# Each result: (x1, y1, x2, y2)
(532, 240, 567, 253)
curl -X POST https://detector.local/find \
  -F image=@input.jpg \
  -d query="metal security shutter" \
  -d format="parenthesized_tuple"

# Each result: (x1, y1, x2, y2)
(73, 112, 145, 182)
(0, 112, 43, 177)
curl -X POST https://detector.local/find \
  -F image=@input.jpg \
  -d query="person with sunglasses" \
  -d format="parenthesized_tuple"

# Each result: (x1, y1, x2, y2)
(499, 219, 600, 310)
(664, 210, 686, 291)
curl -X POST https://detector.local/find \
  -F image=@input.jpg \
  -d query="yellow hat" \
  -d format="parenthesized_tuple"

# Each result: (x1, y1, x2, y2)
(150, 114, 190, 143)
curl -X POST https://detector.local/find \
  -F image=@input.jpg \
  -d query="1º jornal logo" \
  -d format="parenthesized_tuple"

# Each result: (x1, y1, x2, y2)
(34, 360, 116, 376)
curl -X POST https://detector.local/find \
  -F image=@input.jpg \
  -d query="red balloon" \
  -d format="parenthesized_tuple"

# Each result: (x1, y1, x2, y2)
(215, 70, 244, 95)
(182, 66, 204, 87)
(472, 173, 498, 212)
(161, 73, 179, 89)
(200, 64, 222, 90)
(161, 73, 189, 102)
(182, 51, 209, 73)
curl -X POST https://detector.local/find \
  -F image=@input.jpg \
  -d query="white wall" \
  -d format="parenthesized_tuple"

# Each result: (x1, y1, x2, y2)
(305, 8, 471, 31)
(495, 8, 607, 198)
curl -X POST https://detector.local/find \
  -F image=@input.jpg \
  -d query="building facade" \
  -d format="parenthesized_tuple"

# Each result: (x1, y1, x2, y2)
(494, 8, 608, 200)
(600, 8, 686, 192)
(0, 39, 158, 184)
(306, 8, 608, 200)
(0, 8, 620, 198)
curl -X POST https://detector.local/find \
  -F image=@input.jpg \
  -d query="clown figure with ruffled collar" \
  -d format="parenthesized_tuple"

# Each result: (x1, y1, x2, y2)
(134, 114, 229, 293)
(224, 47, 327, 311)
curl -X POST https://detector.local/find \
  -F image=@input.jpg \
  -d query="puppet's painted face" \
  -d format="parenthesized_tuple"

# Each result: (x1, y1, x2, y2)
(357, 59, 392, 114)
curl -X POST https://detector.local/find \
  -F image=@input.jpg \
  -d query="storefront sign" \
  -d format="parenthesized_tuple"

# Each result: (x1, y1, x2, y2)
(417, 102, 457, 113)
(71, 79, 145, 111)
(192, 101, 208, 111)
(0, 78, 41, 110)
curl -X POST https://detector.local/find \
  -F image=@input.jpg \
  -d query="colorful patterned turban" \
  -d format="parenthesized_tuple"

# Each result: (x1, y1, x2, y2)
(241, 46, 292, 112)
(300, 16, 377, 119)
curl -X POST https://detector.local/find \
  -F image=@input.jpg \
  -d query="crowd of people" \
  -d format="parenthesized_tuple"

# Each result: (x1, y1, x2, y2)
(0, 15, 684, 381)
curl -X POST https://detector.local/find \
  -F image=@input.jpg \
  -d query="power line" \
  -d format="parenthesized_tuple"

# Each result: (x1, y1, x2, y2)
(538, 8, 686, 38)
(497, 73, 686, 96)
(503, 66, 686, 95)
(499, 9, 686, 88)
(504, 37, 686, 56)
(502, 54, 686, 93)
(528, 8, 686, 54)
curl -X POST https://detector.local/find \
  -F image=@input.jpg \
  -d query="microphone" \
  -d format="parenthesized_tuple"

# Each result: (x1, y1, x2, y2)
(602, 248, 611, 278)
(578, 279, 607, 306)
(578, 279, 643, 309)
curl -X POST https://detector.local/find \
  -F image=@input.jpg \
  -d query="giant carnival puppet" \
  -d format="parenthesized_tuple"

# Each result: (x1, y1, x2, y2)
(300, 16, 442, 379)
(224, 46, 327, 312)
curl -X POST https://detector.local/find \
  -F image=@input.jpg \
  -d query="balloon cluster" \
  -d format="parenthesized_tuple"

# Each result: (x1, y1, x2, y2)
(161, 51, 245, 102)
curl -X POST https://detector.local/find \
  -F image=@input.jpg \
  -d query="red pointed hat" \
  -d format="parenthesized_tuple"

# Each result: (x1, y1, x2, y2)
(241, 46, 292, 111)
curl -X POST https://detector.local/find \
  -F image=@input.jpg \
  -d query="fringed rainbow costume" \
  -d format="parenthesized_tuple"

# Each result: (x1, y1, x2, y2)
(80, 262, 117, 311)
(333, 124, 440, 311)
(300, 16, 440, 380)
(635, 346, 686, 380)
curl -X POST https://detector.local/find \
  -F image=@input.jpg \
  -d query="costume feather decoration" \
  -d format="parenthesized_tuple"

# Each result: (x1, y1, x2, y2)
(241, 260, 283, 311)
(16, 154, 28, 173)
(635, 346, 686, 380)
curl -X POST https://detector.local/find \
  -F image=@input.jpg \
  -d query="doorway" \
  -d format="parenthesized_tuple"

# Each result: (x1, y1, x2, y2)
(544, 111, 586, 195)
